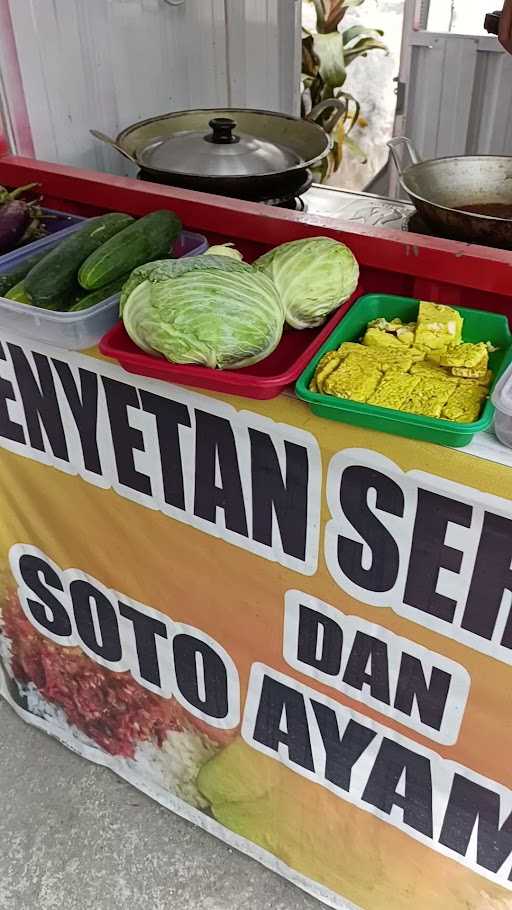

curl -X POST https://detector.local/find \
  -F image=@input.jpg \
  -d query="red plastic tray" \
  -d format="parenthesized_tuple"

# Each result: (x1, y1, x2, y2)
(99, 291, 359, 400)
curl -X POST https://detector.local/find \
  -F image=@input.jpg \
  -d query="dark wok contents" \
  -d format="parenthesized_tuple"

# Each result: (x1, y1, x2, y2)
(457, 202, 512, 219)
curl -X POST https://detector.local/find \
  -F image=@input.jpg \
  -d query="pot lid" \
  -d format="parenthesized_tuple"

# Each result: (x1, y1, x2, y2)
(141, 117, 303, 177)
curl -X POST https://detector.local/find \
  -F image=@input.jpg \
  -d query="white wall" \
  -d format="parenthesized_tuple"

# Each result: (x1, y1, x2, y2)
(0, 0, 301, 173)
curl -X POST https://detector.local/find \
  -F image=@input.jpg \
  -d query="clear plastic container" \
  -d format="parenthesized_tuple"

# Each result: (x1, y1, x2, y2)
(41, 208, 86, 236)
(0, 229, 208, 351)
(492, 363, 512, 448)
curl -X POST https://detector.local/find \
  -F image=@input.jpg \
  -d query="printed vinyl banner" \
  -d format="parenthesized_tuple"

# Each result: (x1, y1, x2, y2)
(1, 332, 512, 910)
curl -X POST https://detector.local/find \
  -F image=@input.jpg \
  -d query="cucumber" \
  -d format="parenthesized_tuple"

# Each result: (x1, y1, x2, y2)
(0, 250, 49, 296)
(5, 282, 32, 304)
(6, 279, 82, 310)
(68, 275, 129, 312)
(78, 210, 181, 291)
(6, 281, 63, 309)
(24, 213, 134, 307)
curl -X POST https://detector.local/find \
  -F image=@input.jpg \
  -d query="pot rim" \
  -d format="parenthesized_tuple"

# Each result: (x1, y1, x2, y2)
(400, 154, 512, 225)
(116, 107, 331, 179)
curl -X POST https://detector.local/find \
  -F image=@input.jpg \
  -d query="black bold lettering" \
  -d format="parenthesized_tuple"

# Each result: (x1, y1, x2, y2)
(362, 738, 433, 837)
(394, 653, 451, 731)
(102, 378, 151, 496)
(462, 512, 512, 646)
(194, 410, 248, 536)
(119, 601, 168, 687)
(19, 554, 71, 638)
(52, 361, 101, 475)
(173, 634, 228, 718)
(404, 489, 472, 623)
(312, 702, 375, 791)
(140, 390, 191, 511)
(70, 580, 122, 663)
(440, 774, 512, 876)
(9, 345, 68, 460)
(343, 632, 390, 704)
(249, 429, 309, 561)
(0, 342, 24, 443)
(252, 675, 315, 771)
(296, 605, 343, 676)
(337, 466, 403, 593)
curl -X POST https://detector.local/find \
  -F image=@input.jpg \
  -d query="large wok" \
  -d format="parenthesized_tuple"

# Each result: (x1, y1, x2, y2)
(92, 103, 346, 201)
(388, 137, 512, 249)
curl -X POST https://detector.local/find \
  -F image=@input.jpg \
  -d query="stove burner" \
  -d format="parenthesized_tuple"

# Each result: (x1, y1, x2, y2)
(136, 170, 310, 211)
(261, 194, 307, 211)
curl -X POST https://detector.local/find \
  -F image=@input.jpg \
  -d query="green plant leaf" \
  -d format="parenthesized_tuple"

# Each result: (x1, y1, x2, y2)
(312, 0, 365, 34)
(344, 35, 388, 66)
(302, 28, 321, 77)
(343, 134, 368, 163)
(342, 25, 385, 46)
(301, 0, 386, 177)
(334, 91, 360, 133)
(313, 31, 347, 87)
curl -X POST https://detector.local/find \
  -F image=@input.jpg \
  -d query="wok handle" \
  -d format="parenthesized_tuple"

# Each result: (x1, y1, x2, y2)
(90, 130, 137, 164)
(307, 99, 347, 134)
(388, 137, 421, 175)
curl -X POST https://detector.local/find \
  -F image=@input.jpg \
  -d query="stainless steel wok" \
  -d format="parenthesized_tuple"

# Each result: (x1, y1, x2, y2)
(92, 103, 346, 201)
(388, 137, 512, 249)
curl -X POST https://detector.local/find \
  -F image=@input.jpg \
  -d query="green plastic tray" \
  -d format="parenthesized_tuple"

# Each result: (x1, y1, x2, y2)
(295, 294, 512, 448)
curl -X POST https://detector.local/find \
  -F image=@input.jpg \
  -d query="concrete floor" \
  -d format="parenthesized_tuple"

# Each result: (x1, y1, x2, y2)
(0, 700, 328, 910)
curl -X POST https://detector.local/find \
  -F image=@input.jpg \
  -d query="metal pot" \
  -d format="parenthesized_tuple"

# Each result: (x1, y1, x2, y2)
(91, 103, 345, 200)
(388, 137, 512, 249)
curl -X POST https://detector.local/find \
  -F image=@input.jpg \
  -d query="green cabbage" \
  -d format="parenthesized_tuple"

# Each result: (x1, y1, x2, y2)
(207, 243, 244, 261)
(122, 255, 284, 370)
(253, 236, 359, 329)
(119, 254, 247, 316)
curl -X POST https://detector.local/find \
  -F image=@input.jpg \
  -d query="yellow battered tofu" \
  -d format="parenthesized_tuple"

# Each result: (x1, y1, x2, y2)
(363, 327, 405, 350)
(451, 365, 488, 379)
(323, 355, 382, 402)
(439, 342, 489, 370)
(373, 350, 415, 373)
(367, 373, 420, 410)
(365, 319, 417, 348)
(311, 350, 342, 393)
(442, 382, 488, 423)
(410, 362, 459, 386)
(401, 375, 456, 417)
(396, 326, 416, 347)
(337, 342, 376, 360)
(474, 370, 493, 388)
(406, 346, 426, 363)
(338, 342, 417, 373)
(414, 302, 463, 352)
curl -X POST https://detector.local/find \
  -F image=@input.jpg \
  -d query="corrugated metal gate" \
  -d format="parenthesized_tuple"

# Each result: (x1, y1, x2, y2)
(392, 0, 512, 180)
(399, 33, 512, 160)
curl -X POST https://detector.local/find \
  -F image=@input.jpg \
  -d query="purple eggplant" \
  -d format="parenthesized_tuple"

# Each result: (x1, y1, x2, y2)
(0, 200, 31, 254)
(0, 183, 44, 254)
(0, 182, 39, 205)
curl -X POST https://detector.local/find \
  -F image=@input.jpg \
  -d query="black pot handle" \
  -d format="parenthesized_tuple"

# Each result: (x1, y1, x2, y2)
(205, 118, 240, 145)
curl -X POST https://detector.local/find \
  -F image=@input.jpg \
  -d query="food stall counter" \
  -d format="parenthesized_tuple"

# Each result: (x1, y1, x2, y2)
(1, 156, 512, 910)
